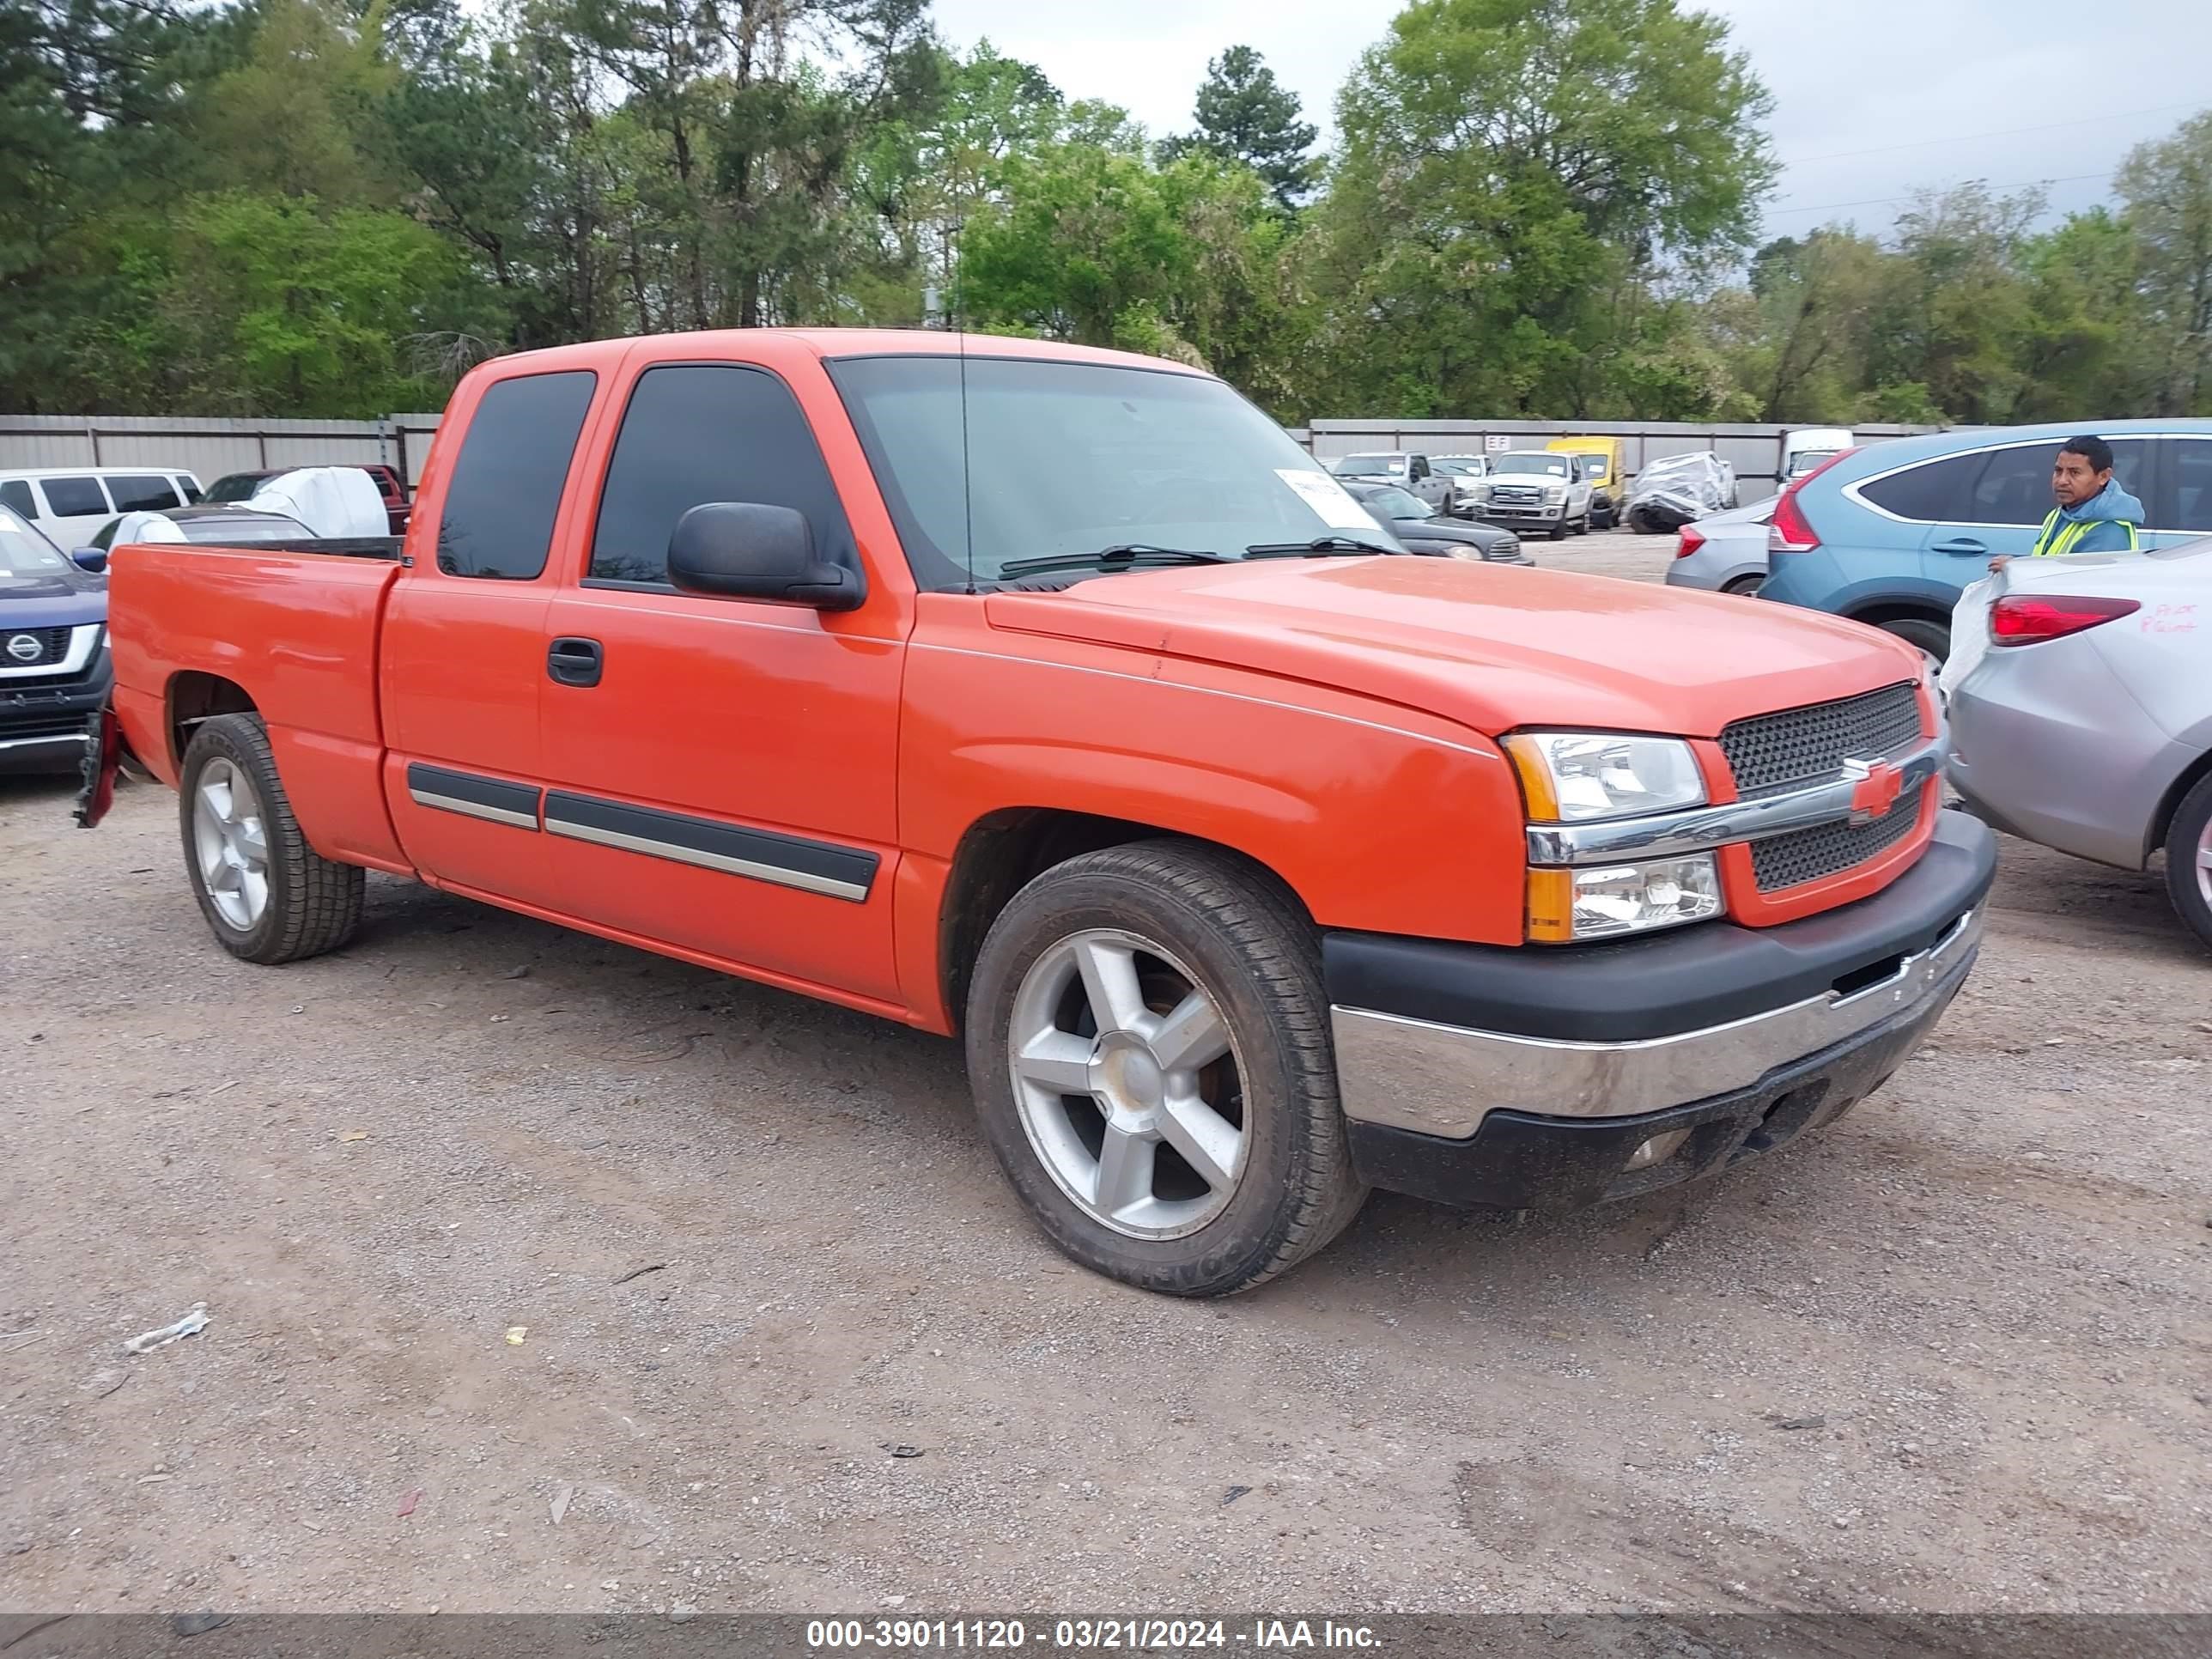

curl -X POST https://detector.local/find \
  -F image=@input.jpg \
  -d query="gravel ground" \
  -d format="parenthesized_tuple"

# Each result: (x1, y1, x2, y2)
(3, 535, 2209, 1617)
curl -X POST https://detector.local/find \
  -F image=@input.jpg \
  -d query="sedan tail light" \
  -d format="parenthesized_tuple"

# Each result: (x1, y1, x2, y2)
(1765, 447, 1856, 555)
(1674, 524, 1705, 559)
(1990, 593, 2141, 646)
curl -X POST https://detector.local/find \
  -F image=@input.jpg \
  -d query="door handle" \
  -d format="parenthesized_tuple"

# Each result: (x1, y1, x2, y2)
(548, 636, 603, 688)
(1930, 538, 1988, 556)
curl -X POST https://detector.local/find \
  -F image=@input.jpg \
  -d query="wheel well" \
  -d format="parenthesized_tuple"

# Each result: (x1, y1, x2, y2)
(2149, 750, 2212, 862)
(936, 808, 1304, 1035)
(167, 672, 257, 769)
(1844, 600, 1950, 631)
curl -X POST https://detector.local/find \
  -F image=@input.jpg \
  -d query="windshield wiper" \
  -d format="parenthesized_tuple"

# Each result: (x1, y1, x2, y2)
(997, 544, 1228, 579)
(1244, 535, 1401, 558)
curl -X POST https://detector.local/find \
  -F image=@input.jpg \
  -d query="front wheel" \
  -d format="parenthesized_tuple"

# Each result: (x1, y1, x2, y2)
(179, 714, 364, 964)
(2162, 771, 2212, 953)
(1549, 519, 1571, 540)
(965, 842, 1368, 1296)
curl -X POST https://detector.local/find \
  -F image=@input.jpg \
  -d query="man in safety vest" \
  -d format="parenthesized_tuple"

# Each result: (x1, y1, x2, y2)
(1990, 434, 2143, 571)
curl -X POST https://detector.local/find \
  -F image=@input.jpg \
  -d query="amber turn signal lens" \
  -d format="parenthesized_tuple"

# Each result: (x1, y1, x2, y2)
(1526, 867, 1576, 943)
(1503, 733, 1561, 821)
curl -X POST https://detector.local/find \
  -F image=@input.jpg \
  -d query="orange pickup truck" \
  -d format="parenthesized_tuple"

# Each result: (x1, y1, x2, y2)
(87, 330, 1996, 1296)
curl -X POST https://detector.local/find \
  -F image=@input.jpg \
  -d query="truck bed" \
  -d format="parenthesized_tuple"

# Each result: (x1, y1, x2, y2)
(107, 539, 406, 869)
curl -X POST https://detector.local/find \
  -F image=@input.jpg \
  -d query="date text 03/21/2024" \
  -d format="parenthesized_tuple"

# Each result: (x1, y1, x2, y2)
(803, 1620, 1383, 1650)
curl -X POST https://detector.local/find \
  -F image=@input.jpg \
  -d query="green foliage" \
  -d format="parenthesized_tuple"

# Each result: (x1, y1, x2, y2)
(0, 0, 2206, 430)
(1160, 46, 1317, 210)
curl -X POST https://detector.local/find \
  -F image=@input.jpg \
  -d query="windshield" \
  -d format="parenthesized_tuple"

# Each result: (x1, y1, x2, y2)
(1788, 449, 1839, 476)
(0, 505, 71, 581)
(828, 356, 1397, 586)
(1332, 454, 1406, 477)
(1492, 453, 1571, 478)
(1433, 458, 1483, 477)
(204, 472, 268, 503)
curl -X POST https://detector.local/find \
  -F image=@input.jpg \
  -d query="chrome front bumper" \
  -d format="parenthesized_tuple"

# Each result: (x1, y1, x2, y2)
(1332, 905, 1980, 1140)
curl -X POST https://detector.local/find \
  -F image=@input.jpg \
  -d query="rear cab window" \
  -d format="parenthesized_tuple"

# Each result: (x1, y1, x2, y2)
(586, 363, 855, 590)
(437, 370, 598, 579)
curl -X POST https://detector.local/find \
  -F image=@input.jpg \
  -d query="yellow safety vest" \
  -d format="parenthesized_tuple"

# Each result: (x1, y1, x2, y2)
(2031, 509, 2139, 557)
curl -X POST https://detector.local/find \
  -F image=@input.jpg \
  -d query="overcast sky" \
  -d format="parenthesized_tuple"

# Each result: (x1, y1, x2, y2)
(927, 0, 2212, 237)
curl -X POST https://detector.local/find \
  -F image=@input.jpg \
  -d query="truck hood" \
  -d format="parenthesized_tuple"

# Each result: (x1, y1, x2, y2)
(983, 556, 1921, 739)
(0, 580, 106, 625)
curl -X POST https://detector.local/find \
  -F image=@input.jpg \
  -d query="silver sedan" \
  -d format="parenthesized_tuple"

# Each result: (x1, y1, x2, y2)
(1661, 498, 1771, 595)
(1943, 539, 2212, 951)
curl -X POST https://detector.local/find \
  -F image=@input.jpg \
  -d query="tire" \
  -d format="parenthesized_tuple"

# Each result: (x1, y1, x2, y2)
(965, 841, 1369, 1297)
(1723, 574, 1765, 596)
(2161, 770, 2212, 953)
(179, 714, 364, 965)
(1875, 616, 1950, 666)
(1550, 519, 1571, 541)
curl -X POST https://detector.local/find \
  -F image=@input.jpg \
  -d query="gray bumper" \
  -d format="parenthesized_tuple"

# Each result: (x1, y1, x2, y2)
(1332, 907, 1978, 1137)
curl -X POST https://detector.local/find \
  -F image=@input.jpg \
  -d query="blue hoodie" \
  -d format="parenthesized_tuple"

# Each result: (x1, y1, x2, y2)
(2043, 477, 2144, 554)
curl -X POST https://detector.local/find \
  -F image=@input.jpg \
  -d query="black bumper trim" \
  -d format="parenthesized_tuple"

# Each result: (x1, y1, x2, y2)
(1324, 809, 1996, 1043)
(1347, 943, 1974, 1211)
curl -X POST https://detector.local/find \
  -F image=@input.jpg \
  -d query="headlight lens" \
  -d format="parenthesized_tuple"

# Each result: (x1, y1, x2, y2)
(1504, 732, 1708, 823)
(1528, 855, 1722, 942)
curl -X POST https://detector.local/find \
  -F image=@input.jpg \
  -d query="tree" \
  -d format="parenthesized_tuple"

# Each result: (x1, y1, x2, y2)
(1307, 0, 1775, 417)
(2116, 108, 2212, 414)
(1162, 46, 1316, 210)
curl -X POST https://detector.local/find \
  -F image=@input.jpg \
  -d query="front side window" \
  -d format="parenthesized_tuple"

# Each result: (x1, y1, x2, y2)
(589, 364, 855, 588)
(438, 370, 597, 579)
(176, 476, 202, 503)
(1, 481, 36, 518)
(109, 474, 180, 512)
(39, 477, 110, 517)
(2170, 439, 2212, 532)
(830, 356, 1377, 589)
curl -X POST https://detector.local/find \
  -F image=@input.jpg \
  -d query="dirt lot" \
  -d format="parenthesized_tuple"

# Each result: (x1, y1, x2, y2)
(4, 533, 2209, 1617)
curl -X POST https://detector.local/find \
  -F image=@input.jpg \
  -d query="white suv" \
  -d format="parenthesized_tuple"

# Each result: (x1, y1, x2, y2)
(1468, 451, 1593, 539)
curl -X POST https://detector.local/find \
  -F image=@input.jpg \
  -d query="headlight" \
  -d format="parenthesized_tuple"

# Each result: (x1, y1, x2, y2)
(1504, 732, 1707, 823)
(1528, 855, 1723, 942)
(1544, 483, 1568, 499)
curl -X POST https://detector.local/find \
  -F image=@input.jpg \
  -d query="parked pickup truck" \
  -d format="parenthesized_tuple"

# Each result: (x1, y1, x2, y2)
(86, 330, 1997, 1297)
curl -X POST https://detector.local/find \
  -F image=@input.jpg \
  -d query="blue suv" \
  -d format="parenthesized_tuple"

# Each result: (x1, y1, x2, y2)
(1758, 419, 2212, 659)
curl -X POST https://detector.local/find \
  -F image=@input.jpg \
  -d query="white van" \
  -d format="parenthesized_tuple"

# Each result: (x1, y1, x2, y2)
(0, 467, 204, 551)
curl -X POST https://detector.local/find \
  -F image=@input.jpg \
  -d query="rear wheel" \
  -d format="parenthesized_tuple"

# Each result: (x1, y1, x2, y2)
(966, 842, 1368, 1297)
(1723, 574, 1765, 596)
(1875, 616, 1950, 667)
(2162, 771, 2212, 953)
(179, 714, 363, 965)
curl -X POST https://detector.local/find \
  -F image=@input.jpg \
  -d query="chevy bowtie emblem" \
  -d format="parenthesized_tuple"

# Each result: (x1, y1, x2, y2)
(1843, 757, 1904, 823)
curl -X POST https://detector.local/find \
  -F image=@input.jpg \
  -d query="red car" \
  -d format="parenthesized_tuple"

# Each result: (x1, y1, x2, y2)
(203, 465, 410, 534)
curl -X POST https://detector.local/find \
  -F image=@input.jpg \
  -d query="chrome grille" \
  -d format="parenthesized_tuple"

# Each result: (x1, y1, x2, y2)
(3, 626, 74, 666)
(1720, 682, 1921, 798)
(1751, 787, 1923, 892)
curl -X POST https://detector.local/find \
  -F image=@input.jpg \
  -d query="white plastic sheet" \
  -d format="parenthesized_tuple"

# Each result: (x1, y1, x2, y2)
(245, 466, 387, 538)
(1939, 575, 1997, 703)
(1626, 453, 1732, 521)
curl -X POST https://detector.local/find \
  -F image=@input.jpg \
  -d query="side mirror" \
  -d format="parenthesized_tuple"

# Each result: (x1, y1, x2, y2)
(72, 548, 109, 574)
(665, 502, 862, 611)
